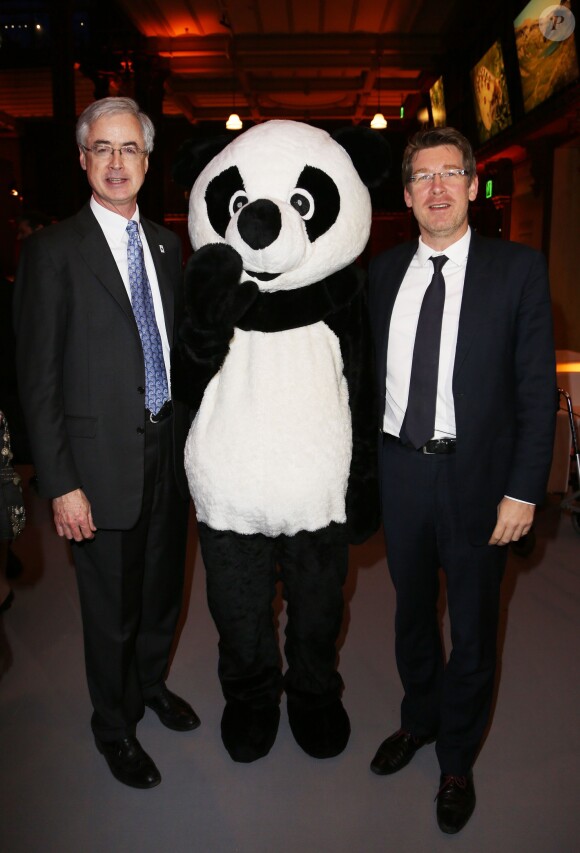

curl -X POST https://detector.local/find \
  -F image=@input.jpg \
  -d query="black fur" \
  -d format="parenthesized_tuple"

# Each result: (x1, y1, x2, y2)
(171, 244, 258, 412)
(206, 166, 246, 238)
(324, 274, 380, 544)
(293, 166, 341, 242)
(237, 265, 363, 333)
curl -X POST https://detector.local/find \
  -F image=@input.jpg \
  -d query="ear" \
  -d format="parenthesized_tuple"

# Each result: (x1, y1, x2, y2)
(79, 146, 87, 172)
(172, 134, 233, 189)
(468, 174, 479, 201)
(332, 126, 391, 187)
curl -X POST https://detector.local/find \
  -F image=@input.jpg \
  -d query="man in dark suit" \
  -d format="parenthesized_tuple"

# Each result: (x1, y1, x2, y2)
(368, 127, 555, 833)
(14, 97, 199, 789)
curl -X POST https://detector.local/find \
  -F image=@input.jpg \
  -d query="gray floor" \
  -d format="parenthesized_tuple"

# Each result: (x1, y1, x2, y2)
(1, 466, 579, 853)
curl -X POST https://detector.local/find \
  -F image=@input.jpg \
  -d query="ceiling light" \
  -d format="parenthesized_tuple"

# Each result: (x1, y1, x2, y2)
(370, 112, 387, 129)
(226, 113, 243, 130)
(371, 52, 387, 130)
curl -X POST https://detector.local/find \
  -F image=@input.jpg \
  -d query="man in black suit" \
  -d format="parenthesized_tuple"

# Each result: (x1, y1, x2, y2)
(368, 127, 555, 833)
(14, 97, 199, 789)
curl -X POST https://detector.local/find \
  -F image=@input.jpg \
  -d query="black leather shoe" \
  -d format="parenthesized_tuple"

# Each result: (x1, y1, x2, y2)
(145, 685, 200, 732)
(95, 735, 161, 789)
(436, 772, 476, 834)
(370, 728, 434, 775)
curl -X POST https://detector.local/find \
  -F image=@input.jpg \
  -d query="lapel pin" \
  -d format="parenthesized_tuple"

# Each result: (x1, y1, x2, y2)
(159, 245, 165, 253)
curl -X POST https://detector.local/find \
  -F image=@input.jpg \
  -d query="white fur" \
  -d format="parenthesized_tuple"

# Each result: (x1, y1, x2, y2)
(185, 324, 352, 536)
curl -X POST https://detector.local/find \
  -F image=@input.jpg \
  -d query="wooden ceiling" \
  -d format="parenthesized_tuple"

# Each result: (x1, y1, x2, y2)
(114, 0, 478, 125)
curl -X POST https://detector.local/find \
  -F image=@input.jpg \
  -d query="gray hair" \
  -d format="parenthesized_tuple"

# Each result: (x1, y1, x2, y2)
(76, 97, 155, 153)
(402, 126, 477, 185)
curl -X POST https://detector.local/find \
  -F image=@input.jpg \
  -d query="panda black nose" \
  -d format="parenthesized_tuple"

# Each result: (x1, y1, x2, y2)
(237, 199, 282, 250)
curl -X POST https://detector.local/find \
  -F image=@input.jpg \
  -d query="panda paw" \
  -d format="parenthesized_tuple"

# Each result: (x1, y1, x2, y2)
(185, 243, 258, 329)
(346, 476, 380, 544)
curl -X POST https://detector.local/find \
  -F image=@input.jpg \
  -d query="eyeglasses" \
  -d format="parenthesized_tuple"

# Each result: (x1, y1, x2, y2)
(408, 169, 469, 184)
(81, 144, 147, 159)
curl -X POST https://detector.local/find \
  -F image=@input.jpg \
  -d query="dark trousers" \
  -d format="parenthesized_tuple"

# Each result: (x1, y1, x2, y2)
(198, 522, 349, 709)
(381, 439, 507, 775)
(73, 415, 189, 741)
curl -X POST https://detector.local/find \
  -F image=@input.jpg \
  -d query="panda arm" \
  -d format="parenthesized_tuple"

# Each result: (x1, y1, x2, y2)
(171, 244, 258, 413)
(171, 321, 231, 413)
(324, 278, 380, 545)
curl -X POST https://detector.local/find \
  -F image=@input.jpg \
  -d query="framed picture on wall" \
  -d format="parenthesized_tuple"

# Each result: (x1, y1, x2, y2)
(514, 0, 579, 113)
(471, 40, 513, 143)
(429, 76, 447, 127)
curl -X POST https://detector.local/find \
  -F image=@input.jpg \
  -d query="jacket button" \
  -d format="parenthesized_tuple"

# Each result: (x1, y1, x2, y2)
(137, 386, 145, 394)
(136, 426, 145, 434)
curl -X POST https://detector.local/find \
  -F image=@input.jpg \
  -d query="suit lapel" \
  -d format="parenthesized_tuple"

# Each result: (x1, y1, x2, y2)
(74, 204, 136, 326)
(454, 232, 494, 378)
(141, 217, 174, 342)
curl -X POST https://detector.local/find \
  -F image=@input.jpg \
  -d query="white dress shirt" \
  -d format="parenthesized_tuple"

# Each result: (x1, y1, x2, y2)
(90, 197, 171, 391)
(383, 228, 471, 439)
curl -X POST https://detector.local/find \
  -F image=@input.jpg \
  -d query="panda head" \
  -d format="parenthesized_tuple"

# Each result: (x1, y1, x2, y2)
(186, 120, 389, 292)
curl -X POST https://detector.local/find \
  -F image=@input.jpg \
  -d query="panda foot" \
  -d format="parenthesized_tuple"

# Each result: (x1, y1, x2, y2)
(221, 701, 280, 763)
(287, 697, 351, 759)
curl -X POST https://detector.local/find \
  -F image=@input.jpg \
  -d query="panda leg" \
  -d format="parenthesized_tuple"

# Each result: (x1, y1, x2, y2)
(197, 523, 282, 762)
(280, 523, 351, 759)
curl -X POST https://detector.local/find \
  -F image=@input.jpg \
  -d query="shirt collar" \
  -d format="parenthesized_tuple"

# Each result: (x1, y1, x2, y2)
(417, 226, 471, 268)
(90, 196, 141, 243)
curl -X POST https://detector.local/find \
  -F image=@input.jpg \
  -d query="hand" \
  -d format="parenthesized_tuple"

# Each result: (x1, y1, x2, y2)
(52, 489, 96, 541)
(488, 497, 535, 546)
(185, 244, 258, 329)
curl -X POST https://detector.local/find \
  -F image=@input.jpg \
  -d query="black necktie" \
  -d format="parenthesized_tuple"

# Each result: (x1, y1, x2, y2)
(400, 255, 448, 449)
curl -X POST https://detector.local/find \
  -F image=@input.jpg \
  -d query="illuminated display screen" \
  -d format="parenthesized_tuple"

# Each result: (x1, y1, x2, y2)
(514, 0, 579, 113)
(471, 40, 513, 143)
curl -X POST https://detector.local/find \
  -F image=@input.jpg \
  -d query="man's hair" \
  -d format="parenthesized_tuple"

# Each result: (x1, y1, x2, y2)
(401, 127, 477, 185)
(75, 97, 155, 153)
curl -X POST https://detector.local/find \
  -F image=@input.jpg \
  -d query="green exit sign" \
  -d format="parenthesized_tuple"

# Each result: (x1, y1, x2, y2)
(400, 106, 404, 118)
(485, 179, 493, 199)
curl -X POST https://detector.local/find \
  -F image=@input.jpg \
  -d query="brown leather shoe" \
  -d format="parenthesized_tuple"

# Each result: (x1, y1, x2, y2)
(436, 772, 476, 834)
(370, 728, 434, 775)
(95, 735, 161, 789)
(145, 685, 201, 732)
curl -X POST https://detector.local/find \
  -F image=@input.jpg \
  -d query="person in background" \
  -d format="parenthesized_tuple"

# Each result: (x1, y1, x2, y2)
(368, 127, 555, 834)
(16, 209, 52, 241)
(14, 97, 198, 790)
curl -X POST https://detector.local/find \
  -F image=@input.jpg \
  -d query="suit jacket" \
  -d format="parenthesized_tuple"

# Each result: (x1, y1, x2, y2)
(368, 231, 556, 544)
(14, 202, 189, 529)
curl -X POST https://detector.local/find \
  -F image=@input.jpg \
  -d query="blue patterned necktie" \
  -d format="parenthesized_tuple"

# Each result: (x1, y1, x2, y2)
(400, 254, 448, 449)
(126, 219, 168, 415)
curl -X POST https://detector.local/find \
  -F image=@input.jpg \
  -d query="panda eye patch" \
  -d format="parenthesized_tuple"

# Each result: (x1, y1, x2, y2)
(293, 165, 340, 242)
(229, 190, 249, 217)
(205, 165, 246, 238)
(290, 190, 314, 220)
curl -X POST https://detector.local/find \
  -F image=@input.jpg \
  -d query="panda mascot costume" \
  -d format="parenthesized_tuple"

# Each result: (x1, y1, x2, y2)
(172, 120, 389, 763)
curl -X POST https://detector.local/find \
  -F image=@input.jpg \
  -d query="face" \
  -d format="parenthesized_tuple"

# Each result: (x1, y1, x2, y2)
(79, 112, 149, 218)
(403, 144, 478, 250)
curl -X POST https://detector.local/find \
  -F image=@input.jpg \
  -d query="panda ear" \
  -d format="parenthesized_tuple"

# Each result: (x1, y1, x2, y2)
(172, 134, 232, 189)
(332, 126, 391, 188)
